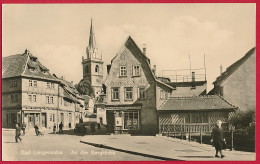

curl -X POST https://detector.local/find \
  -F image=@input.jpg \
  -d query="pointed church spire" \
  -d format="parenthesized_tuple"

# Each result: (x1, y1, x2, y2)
(88, 18, 96, 49)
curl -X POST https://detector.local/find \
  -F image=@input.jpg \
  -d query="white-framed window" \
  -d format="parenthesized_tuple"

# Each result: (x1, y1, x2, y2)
(29, 80, 33, 87)
(28, 94, 36, 102)
(28, 94, 32, 102)
(124, 87, 133, 100)
(138, 88, 146, 99)
(111, 88, 119, 100)
(33, 95, 37, 102)
(120, 66, 127, 77)
(50, 114, 53, 121)
(60, 98, 63, 105)
(10, 80, 17, 87)
(10, 94, 18, 103)
(133, 65, 141, 76)
(33, 80, 37, 87)
(46, 96, 54, 104)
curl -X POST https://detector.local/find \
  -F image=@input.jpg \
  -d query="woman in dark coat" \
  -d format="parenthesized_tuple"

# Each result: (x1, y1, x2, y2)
(211, 120, 226, 158)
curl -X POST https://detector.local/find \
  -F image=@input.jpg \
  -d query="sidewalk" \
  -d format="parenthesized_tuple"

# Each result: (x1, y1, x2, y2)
(80, 135, 255, 161)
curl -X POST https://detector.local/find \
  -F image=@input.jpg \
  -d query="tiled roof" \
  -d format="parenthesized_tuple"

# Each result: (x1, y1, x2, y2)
(213, 47, 255, 85)
(2, 51, 57, 81)
(2, 54, 28, 78)
(159, 95, 237, 111)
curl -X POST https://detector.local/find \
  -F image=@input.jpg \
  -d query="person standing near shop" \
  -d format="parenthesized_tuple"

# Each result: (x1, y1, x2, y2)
(15, 124, 22, 143)
(211, 120, 226, 158)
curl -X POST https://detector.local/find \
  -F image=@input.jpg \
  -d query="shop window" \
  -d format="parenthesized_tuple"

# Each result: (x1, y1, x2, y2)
(123, 110, 139, 130)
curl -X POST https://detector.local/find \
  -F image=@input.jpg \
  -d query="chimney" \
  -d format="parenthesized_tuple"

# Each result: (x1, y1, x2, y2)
(192, 72, 195, 82)
(61, 76, 64, 80)
(107, 64, 111, 74)
(143, 44, 146, 55)
(220, 64, 223, 74)
(71, 81, 73, 85)
(191, 72, 196, 89)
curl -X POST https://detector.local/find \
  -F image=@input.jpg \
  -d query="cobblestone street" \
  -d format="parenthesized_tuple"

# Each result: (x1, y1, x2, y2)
(2, 128, 160, 161)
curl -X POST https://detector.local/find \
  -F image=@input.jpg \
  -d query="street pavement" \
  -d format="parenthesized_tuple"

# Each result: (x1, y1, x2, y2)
(80, 135, 256, 161)
(2, 128, 161, 161)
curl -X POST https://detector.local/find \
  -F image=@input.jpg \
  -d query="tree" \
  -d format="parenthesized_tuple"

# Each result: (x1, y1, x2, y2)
(75, 79, 94, 97)
(229, 108, 255, 128)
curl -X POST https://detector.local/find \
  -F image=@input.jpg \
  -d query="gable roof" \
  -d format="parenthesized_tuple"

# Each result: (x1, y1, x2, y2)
(110, 36, 173, 90)
(159, 95, 237, 111)
(2, 50, 57, 81)
(213, 47, 255, 85)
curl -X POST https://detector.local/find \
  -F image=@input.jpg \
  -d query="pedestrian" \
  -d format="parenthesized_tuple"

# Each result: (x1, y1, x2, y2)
(21, 122, 26, 136)
(34, 125, 39, 136)
(53, 123, 57, 134)
(211, 120, 226, 158)
(15, 123, 22, 143)
(90, 122, 96, 135)
(59, 122, 63, 134)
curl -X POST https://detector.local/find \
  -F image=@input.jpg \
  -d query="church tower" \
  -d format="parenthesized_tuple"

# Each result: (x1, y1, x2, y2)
(82, 19, 103, 97)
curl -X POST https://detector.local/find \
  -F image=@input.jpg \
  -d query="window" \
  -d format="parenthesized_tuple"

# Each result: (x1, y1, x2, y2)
(50, 114, 52, 121)
(138, 88, 146, 99)
(29, 80, 33, 87)
(111, 88, 119, 100)
(10, 94, 18, 103)
(124, 87, 133, 100)
(123, 110, 139, 130)
(33, 80, 37, 87)
(53, 114, 55, 122)
(10, 80, 17, 87)
(120, 66, 127, 77)
(46, 96, 54, 104)
(28, 95, 32, 102)
(33, 95, 37, 102)
(133, 65, 141, 76)
(95, 65, 99, 73)
(186, 113, 208, 123)
(28, 94, 36, 102)
(160, 89, 168, 99)
(47, 82, 50, 88)
(51, 83, 55, 89)
(61, 98, 63, 105)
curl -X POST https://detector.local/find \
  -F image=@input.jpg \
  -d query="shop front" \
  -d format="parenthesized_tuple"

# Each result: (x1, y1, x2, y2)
(106, 105, 141, 134)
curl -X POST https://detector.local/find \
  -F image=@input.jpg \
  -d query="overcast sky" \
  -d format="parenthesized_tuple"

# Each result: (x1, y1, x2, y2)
(2, 3, 255, 91)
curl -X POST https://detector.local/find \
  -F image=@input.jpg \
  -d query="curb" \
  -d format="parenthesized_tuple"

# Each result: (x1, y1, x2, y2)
(80, 140, 183, 161)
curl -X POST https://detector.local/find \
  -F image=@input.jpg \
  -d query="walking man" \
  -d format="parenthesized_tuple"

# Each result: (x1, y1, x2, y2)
(34, 125, 39, 136)
(211, 120, 226, 158)
(21, 122, 26, 136)
(15, 124, 22, 143)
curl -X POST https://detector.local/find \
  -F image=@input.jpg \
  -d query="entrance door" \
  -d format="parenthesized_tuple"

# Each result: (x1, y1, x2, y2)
(106, 111, 115, 133)
(69, 113, 72, 128)
(60, 113, 64, 123)
(41, 113, 47, 128)
(28, 114, 35, 127)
